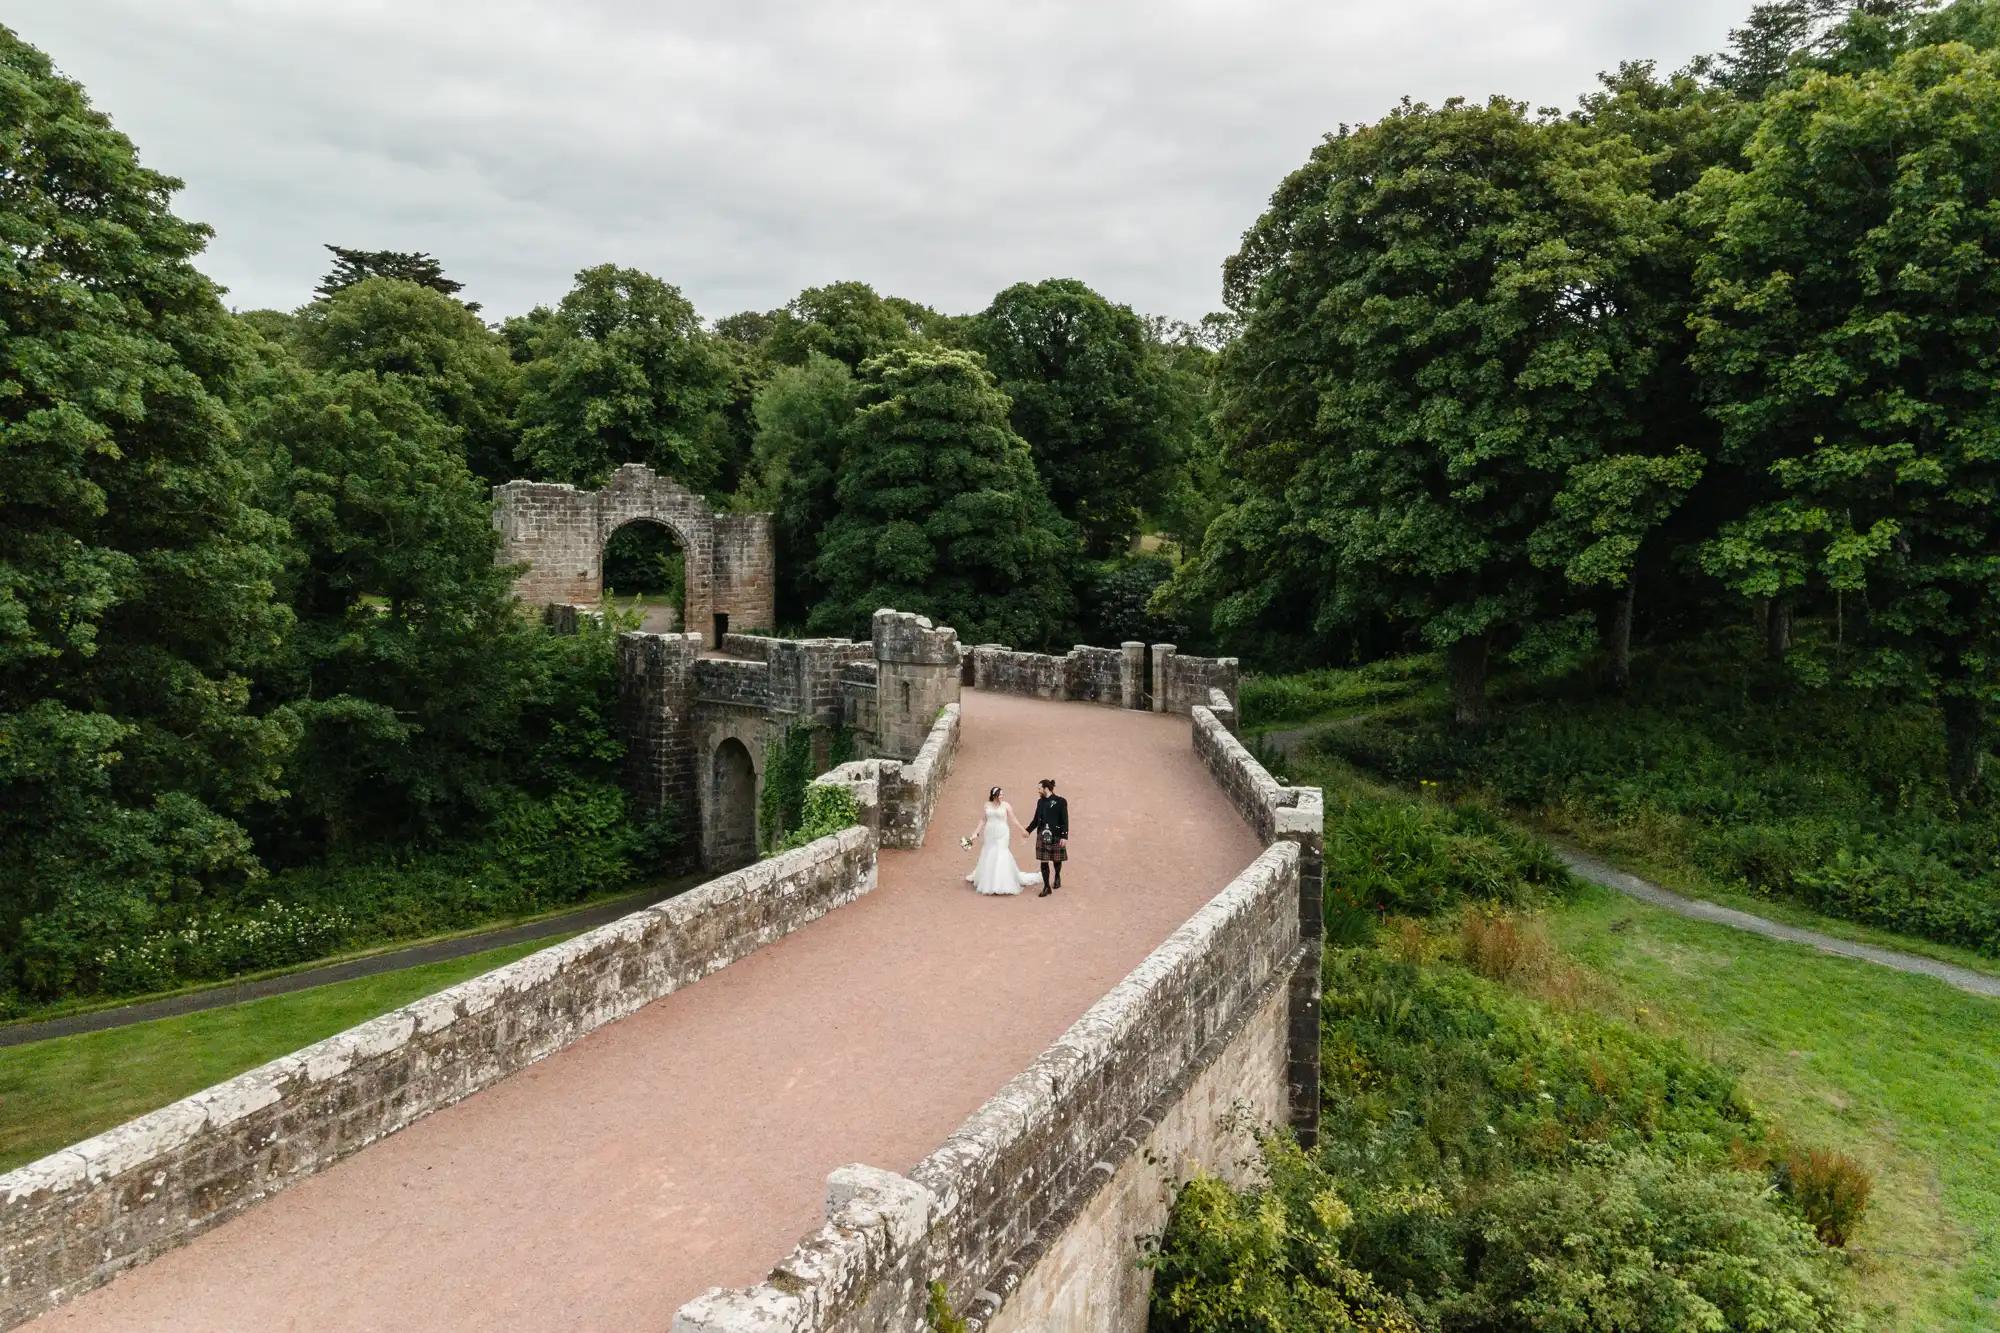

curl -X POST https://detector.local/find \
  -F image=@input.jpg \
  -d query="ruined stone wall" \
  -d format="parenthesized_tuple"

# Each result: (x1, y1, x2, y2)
(872, 610, 960, 760)
(971, 643, 1146, 708)
(1150, 644, 1242, 716)
(672, 841, 1304, 1333)
(812, 703, 958, 851)
(0, 829, 880, 1332)
(491, 464, 774, 645)
(620, 632, 701, 846)
(710, 513, 776, 636)
(691, 658, 774, 711)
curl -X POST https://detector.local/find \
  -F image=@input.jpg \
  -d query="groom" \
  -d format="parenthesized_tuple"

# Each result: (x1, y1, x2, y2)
(1026, 778, 1068, 898)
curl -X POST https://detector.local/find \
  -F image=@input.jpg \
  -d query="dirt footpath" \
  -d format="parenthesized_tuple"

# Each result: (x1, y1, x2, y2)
(37, 691, 1262, 1333)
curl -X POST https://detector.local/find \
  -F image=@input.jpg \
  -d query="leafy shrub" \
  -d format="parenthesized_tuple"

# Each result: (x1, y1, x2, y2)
(1325, 797, 1573, 921)
(1312, 635, 2000, 956)
(1152, 941, 1856, 1333)
(1777, 1147, 1875, 1248)
(1077, 555, 1185, 649)
(95, 902, 353, 995)
(1148, 1143, 1422, 1333)
(764, 784, 859, 858)
(1440, 1147, 1856, 1333)
(1239, 657, 1435, 730)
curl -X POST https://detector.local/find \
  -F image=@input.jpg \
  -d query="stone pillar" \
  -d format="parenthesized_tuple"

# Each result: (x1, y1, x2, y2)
(1276, 791, 1325, 1148)
(1151, 643, 1177, 713)
(873, 609, 962, 760)
(1120, 642, 1146, 710)
(619, 631, 703, 871)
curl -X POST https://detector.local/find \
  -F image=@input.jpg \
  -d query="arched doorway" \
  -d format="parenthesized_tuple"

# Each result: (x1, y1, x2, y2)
(603, 519, 685, 634)
(706, 738, 758, 869)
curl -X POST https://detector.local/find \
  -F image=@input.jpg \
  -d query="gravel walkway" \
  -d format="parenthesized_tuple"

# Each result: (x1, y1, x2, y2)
(1555, 845, 2000, 999)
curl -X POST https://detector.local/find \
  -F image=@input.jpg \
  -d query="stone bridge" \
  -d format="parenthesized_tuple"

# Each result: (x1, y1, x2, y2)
(1, 619, 1321, 1333)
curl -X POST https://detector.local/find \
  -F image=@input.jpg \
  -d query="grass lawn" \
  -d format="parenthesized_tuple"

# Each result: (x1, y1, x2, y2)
(1549, 881, 2000, 1332)
(0, 935, 569, 1174)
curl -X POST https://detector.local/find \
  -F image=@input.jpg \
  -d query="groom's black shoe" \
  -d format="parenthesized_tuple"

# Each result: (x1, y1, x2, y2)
(1038, 885, 1051, 897)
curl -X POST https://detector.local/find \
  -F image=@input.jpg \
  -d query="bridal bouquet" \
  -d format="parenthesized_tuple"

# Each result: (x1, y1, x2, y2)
(959, 835, 974, 851)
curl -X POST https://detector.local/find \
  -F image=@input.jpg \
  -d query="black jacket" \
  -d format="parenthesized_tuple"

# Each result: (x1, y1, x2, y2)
(1026, 794, 1068, 839)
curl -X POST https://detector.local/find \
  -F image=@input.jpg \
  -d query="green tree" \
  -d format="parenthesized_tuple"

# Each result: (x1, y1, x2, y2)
(1692, 42, 2000, 799)
(972, 279, 1181, 556)
(763, 281, 916, 369)
(0, 26, 294, 995)
(1170, 98, 1668, 721)
(743, 352, 858, 625)
(286, 276, 520, 483)
(315, 244, 473, 307)
(808, 347, 1076, 645)
(235, 352, 538, 853)
(510, 265, 732, 488)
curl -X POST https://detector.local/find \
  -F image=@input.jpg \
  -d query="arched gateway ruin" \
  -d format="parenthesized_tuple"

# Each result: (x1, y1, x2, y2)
(491, 463, 775, 646)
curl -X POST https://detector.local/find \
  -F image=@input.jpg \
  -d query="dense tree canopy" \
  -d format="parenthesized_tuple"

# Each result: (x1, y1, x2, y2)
(0, 26, 294, 993)
(744, 353, 857, 625)
(315, 245, 472, 306)
(808, 347, 1077, 645)
(1170, 98, 1676, 721)
(972, 279, 1182, 556)
(510, 265, 733, 488)
(1693, 41, 2000, 796)
(286, 277, 520, 483)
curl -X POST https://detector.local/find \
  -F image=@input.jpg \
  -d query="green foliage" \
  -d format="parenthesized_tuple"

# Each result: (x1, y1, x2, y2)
(1692, 41, 2000, 795)
(1169, 95, 1685, 719)
(1323, 636, 2000, 955)
(759, 726, 817, 849)
(765, 783, 860, 858)
(314, 244, 469, 304)
(1325, 798, 1575, 920)
(0, 25, 295, 1001)
(763, 281, 919, 369)
(971, 279, 1182, 556)
(807, 346, 1078, 646)
(1155, 934, 1856, 1333)
(1239, 658, 1436, 730)
(925, 1280, 968, 1333)
(510, 264, 733, 488)
(1077, 556, 1185, 650)
(235, 350, 539, 855)
(743, 352, 858, 624)
(1148, 1146, 1422, 1333)
(282, 276, 518, 483)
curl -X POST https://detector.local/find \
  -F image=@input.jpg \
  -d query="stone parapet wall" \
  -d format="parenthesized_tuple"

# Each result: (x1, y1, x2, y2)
(718, 632, 777, 662)
(1206, 686, 1238, 735)
(672, 841, 1303, 1332)
(1150, 644, 1241, 716)
(812, 704, 958, 850)
(971, 643, 1145, 709)
(0, 829, 880, 1332)
(692, 657, 774, 710)
(1191, 704, 1325, 1145)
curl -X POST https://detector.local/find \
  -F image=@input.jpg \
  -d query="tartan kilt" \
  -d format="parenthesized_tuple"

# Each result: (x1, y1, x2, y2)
(1035, 828, 1068, 862)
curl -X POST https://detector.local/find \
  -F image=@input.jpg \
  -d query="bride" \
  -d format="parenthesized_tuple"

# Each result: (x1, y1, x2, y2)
(965, 786, 1041, 896)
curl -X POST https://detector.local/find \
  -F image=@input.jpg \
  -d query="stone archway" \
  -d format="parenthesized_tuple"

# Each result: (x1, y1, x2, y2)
(706, 737, 759, 870)
(602, 518, 685, 634)
(491, 463, 775, 646)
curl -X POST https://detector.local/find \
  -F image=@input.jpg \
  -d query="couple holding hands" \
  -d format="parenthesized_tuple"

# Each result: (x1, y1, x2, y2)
(963, 779, 1069, 898)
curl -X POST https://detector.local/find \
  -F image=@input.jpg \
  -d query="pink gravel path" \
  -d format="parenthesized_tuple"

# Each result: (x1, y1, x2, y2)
(37, 691, 1262, 1333)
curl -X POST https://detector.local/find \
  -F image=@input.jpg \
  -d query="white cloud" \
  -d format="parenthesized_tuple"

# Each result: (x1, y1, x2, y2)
(9, 0, 1749, 321)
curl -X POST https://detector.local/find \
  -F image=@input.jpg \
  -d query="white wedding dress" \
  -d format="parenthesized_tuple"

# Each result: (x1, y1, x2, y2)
(967, 803, 1039, 896)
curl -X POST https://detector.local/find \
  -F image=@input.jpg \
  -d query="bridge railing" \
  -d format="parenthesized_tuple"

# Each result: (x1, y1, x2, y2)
(673, 841, 1304, 1333)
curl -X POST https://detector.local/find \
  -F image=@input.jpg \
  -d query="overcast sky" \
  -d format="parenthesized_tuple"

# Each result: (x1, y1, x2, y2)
(12, 0, 1749, 324)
